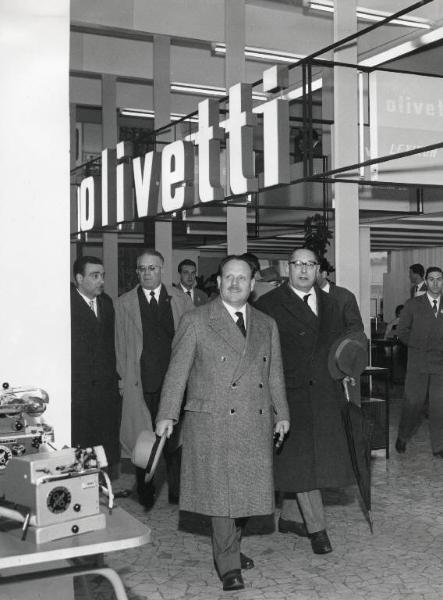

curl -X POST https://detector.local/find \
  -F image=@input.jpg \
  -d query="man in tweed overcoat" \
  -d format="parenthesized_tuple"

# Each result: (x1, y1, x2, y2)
(156, 255, 289, 592)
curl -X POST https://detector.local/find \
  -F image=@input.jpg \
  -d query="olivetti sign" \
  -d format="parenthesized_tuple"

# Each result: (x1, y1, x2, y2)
(77, 70, 291, 232)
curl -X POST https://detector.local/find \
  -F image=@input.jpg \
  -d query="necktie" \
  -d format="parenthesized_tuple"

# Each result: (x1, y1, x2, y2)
(186, 290, 192, 298)
(433, 299, 438, 316)
(235, 311, 246, 337)
(88, 300, 95, 316)
(149, 291, 158, 317)
(303, 293, 316, 315)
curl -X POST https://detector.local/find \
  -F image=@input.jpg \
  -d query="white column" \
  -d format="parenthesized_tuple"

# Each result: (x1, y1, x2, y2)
(333, 0, 360, 298)
(101, 74, 119, 299)
(225, 0, 247, 255)
(153, 35, 173, 283)
(0, 0, 71, 446)
(359, 226, 371, 336)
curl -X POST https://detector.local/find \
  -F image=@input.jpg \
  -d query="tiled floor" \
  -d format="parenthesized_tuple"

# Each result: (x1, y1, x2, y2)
(85, 390, 443, 600)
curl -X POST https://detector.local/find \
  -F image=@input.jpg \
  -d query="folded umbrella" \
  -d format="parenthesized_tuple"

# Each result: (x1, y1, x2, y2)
(342, 379, 373, 533)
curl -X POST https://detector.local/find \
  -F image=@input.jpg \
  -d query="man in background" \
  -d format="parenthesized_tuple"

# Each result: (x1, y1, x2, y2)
(256, 248, 355, 556)
(71, 256, 121, 477)
(115, 250, 193, 509)
(317, 258, 364, 334)
(409, 263, 427, 298)
(156, 255, 289, 591)
(177, 259, 208, 306)
(396, 266, 443, 457)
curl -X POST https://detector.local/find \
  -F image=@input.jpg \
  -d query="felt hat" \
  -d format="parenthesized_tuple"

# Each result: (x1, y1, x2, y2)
(131, 430, 166, 483)
(328, 330, 368, 380)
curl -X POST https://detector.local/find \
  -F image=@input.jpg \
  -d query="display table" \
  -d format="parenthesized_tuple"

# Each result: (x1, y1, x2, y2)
(0, 506, 151, 600)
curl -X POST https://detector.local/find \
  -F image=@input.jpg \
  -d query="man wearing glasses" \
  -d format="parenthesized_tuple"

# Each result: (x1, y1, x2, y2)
(256, 248, 355, 555)
(115, 249, 193, 509)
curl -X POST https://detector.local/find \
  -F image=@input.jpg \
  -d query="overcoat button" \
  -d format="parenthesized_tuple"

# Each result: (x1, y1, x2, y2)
(263, 356, 267, 362)
(259, 409, 263, 415)
(221, 356, 226, 361)
(259, 383, 263, 388)
(232, 382, 237, 388)
(230, 408, 235, 414)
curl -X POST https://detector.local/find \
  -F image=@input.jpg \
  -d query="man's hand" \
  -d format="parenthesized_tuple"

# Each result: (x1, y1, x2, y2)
(274, 420, 290, 445)
(156, 419, 174, 438)
(343, 375, 356, 387)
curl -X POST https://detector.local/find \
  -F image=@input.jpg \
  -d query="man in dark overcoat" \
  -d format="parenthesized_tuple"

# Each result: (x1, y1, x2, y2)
(396, 266, 443, 456)
(255, 247, 355, 555)
(156, 255, 289, 592)
(71, 256, 121, 473)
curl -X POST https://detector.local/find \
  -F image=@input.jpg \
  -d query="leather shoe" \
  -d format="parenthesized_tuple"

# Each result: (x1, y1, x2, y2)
(278, 517, 308, 537)
(222, 570, 244, 591)
(309, 530, 332, 555)
(395, 438, 406, 454)
(240, 552, 254, 570)
(433, 450, 443, 458)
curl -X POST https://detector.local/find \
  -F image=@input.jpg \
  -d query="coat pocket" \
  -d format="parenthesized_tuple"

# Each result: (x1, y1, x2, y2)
(184, 397, 213, 413)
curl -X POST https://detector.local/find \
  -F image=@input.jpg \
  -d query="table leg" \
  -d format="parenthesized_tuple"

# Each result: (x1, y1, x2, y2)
(0, 566, 128, 600)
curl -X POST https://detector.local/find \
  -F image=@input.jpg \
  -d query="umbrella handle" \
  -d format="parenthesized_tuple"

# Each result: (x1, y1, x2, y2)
(342, 378, 350, 402)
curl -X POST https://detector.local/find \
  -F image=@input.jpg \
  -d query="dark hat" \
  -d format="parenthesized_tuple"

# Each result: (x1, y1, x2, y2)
(131, 430, 166, 483)
(328, 331, 368, 380)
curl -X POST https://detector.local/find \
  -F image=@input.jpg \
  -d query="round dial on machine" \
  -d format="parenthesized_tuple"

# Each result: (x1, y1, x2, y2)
(47, 486, 72, 513)
(0, 445, 12, 469)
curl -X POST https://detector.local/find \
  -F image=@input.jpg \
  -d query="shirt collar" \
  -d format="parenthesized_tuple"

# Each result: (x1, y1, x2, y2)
(143, 284, 162, 301)
(180, 283, 193, 297)
(77, 288, 96, 306)
(222, 301, 247, 326)
(290, 285, 315, 301)
(427, 293, 440, 306)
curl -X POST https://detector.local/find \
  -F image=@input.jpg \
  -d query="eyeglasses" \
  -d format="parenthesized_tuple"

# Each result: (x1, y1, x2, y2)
(137, 265, 162, 273)
(288, 260, 318, 270)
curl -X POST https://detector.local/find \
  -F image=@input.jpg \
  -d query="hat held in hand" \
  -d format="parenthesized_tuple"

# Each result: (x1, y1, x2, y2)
(328, 331, 368, 380)
(132, 430, 167, 483)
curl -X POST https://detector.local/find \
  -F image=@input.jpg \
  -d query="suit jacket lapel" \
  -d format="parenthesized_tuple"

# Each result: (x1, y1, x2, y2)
(208, 297, 246, 356)
(124, 286, 143, 336)
(279, 283, 318, 333)
(232, 304, 264, 381)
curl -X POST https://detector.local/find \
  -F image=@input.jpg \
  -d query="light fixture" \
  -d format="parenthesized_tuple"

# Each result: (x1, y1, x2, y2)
(120, 108, 199, 123)
(304, 0, 430, 29)
(170, 81, 267, 101)
(280, 77, 323, 101)
(359, 24, 443, 67)
(211, 43, 305, 64)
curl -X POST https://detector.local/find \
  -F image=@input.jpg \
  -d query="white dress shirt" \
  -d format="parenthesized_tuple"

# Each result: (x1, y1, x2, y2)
(143, 284, 161, 303)
(77, 289, 97, 316)
(222, 301, 247, 328)
(290, 285, 317, 316)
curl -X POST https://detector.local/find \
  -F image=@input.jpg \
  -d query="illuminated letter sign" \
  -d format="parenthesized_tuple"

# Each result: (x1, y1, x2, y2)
(133, 151, 161, 217)
(79, 176, 100, 231)
(116, 141, 134, 223)
(195, 99, 224, 202)
(101, 148, 116, 226)
(224, 83, 258, 195)
(161, 140, 195, 212)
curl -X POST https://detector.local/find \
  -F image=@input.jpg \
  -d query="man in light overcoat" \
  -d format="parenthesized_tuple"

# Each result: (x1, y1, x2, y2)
(115, 249, 193, 508)
(156, 255, 289, 592)
(396, 266, 443, 456)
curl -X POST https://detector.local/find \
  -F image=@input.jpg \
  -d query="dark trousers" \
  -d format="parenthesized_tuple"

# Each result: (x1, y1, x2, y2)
(211, 517, 246, 577)
(398, 371, 443, 453)
(139, 391, 181, 501)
